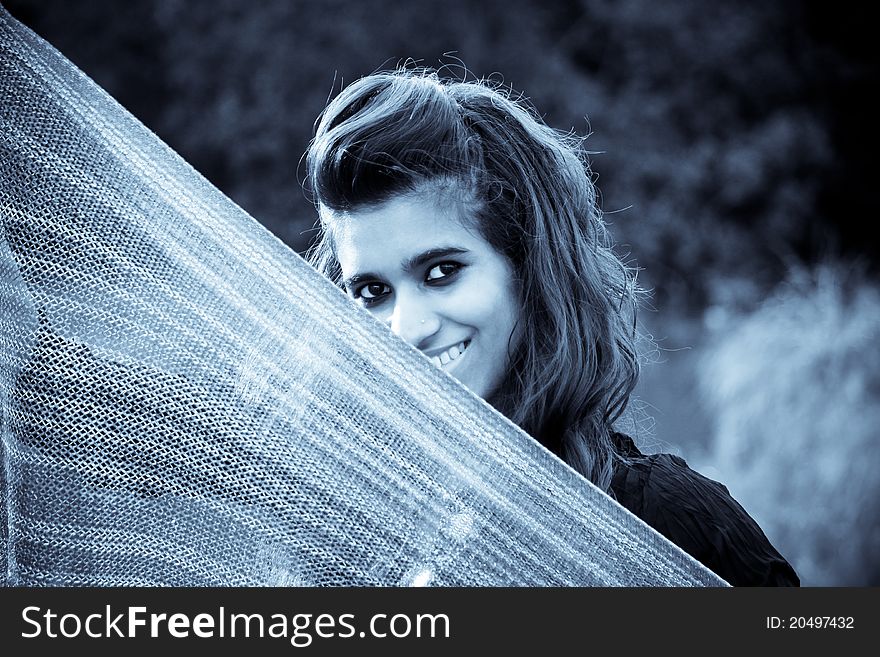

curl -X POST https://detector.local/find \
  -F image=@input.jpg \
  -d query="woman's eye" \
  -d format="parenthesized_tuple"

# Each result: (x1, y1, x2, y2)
(354, 282, 390, 304)
(426, 262, 461, 282)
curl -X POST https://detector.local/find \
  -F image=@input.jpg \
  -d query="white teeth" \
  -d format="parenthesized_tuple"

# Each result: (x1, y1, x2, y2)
(429, 341, 469, 369)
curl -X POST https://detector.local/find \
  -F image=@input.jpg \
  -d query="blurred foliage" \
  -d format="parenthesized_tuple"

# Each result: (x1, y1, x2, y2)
(6, 0, 877, 313)
(698, 264, 880, 586)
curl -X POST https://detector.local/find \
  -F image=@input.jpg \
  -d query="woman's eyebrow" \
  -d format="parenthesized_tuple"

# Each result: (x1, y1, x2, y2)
(342, 247, 468, 290)
(402, 247, 468, 273)
(342, 272, 379, 290)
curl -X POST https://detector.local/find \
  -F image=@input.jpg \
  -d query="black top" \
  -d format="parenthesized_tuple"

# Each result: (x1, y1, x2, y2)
(609, 433, 800, 586)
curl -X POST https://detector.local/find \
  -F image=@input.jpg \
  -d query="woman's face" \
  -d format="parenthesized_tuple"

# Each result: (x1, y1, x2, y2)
(327, 192, 522, 401)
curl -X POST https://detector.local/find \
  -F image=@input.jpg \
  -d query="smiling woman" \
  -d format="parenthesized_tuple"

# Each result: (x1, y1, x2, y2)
(327, 189, 521, 399)
(305, 66, 800, 586)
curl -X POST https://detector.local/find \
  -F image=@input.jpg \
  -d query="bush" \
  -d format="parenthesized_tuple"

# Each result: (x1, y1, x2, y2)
(698, 264, 880, 586)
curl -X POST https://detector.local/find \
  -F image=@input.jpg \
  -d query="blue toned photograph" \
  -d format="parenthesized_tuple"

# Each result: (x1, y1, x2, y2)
(1, 0, 877, 591)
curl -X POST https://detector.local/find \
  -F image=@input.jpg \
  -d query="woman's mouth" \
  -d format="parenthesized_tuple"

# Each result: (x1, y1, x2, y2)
(430, 340, 470, 370)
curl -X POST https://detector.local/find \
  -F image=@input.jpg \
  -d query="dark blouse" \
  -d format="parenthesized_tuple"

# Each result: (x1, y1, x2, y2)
(609, 433, 800, 586)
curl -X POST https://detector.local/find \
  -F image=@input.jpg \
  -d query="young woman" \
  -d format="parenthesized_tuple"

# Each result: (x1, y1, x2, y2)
(305, 67, 799, 586)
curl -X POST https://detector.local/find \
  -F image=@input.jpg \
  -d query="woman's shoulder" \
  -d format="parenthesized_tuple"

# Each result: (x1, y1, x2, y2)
(610, 433, 800, 587)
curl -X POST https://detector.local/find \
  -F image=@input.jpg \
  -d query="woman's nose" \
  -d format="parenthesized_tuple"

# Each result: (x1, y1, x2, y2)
(388, 294, 440, 349)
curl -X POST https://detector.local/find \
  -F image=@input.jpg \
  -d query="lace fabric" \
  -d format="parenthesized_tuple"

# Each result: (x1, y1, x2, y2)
(0, 5, 726, 586)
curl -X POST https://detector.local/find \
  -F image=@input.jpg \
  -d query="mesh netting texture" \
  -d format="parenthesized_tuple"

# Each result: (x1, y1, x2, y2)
(0, 6, 726, 586)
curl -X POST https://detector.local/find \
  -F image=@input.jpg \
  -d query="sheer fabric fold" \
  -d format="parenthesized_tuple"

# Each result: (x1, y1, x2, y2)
(0, 6, 725, 586)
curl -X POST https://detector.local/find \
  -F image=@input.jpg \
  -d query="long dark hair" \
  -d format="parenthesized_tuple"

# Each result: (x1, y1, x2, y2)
(306, 67, 644, 492)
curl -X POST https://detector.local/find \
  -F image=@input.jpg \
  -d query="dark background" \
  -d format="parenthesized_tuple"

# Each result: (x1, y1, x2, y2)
(5, 0, 878, 585)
